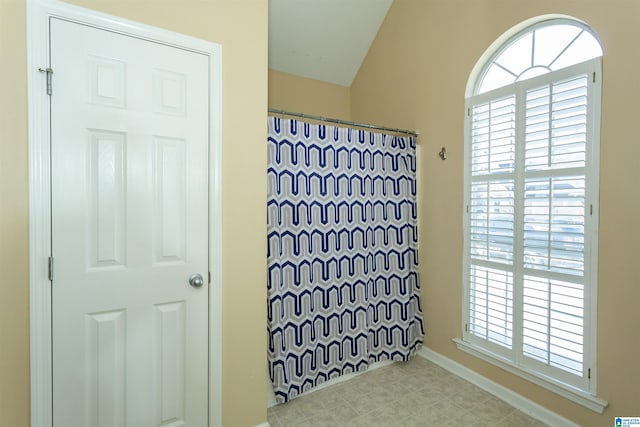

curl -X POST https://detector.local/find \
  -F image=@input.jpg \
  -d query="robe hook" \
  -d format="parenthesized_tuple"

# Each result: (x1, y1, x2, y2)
(439, 147, 447, 160)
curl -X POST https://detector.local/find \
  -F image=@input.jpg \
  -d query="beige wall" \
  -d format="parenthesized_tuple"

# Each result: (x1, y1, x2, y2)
(351, 1, 640, 426)
(0, 1, 268, 426)
(0, 1, 29, 426)
(269, 69, 351, 120)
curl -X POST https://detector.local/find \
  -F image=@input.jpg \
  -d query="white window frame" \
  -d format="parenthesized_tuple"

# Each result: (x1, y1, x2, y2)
(456, 17, 608, 414)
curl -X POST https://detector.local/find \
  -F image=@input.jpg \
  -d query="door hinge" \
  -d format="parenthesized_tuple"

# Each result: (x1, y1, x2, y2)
(465, 323, 469, 332)
(592, 72, 596, 83)
(208, 271, 211, 284)
(48, 256, 54, 281)
(588, 368, 591, 379)
(590, 204, 593, 215)
(38, 67, 53, 96)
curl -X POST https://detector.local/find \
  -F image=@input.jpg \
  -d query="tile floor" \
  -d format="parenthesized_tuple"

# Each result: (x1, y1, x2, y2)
(267, 356, 548, 427)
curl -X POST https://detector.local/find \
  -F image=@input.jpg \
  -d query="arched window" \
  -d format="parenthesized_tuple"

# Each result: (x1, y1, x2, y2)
(459, 17, 604, 410)
(477, 20, 602, 94)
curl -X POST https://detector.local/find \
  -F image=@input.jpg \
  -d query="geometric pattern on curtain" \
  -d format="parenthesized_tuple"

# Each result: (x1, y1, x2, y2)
(267, 117, 424, 403)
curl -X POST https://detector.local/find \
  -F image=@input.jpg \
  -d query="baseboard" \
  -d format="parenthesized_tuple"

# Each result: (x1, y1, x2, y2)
(254, 423, 270, 427)
(417, 347, 579, 427)
(267, 359, 396, 408)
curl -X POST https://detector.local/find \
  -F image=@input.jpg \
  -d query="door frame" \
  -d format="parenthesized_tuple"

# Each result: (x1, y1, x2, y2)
(26, 1, 223, 425)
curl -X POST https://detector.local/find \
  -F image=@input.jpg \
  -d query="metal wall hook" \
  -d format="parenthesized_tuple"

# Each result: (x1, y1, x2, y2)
(439, 147, 447, 160)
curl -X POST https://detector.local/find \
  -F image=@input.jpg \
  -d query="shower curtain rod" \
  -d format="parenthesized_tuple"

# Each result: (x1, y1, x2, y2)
(268, 108, 419, 138)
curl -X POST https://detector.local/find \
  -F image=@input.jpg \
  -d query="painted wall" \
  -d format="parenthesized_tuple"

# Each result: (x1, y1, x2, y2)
(268, 69, 351, 120)
(0, 1, 268, 426)
(351, 1, 640, 426)
(0, 1, 30, 426)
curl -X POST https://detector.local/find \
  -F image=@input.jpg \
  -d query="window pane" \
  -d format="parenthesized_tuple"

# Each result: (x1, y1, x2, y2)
(525, 76, 588, 171)
(525, 85, 551, 170)
(550, 32, 603, 70)
(470, 180, 514, 263)
(479, 64, 517, 94)
(496, 33, 533, 77)
(472, 96, 516, 174)
(470, 265, 513, 348)
(533, 25, 582, 67)
(523, 275, 584, 375)
(523, 177, 585, 275)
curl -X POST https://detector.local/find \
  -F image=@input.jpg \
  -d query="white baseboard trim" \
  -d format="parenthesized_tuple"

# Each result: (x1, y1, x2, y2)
(453, 338, 606, 413)
(254, 423, 270, 427)
(417, 347, 580, 427)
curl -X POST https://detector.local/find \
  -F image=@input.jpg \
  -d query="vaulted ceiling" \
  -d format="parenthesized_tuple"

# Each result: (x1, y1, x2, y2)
(268, 0, 394, 87)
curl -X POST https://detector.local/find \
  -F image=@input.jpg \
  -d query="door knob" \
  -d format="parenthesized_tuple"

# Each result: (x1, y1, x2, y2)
(189, 273, 204, 289)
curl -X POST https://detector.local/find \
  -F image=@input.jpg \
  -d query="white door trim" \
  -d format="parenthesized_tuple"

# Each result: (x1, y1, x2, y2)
(26, 1, 223, 426)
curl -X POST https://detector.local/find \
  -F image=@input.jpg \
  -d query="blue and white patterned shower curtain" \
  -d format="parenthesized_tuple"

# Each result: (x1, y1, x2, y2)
(267, 117, 424, 403)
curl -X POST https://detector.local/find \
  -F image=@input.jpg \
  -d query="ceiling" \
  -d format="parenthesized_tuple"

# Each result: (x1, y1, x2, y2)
(268, 0, 394, 87)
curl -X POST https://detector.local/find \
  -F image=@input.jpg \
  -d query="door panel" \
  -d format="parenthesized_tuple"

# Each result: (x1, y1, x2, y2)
(50, 18, 209, 426)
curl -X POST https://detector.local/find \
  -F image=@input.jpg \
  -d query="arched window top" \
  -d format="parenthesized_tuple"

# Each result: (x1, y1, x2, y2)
(475, 19, 602, 95)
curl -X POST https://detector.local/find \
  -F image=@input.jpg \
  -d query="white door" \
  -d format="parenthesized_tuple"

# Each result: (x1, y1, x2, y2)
(50, 18, 209, 426)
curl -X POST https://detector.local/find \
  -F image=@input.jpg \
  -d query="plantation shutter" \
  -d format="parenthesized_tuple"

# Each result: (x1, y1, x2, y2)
(465, 60, 597, 390)
(521, 74, 588, 379)
(468, 95, 515, 353)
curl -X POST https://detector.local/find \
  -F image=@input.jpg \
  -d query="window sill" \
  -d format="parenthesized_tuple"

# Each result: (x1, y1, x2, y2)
(453, 338, 608, 414)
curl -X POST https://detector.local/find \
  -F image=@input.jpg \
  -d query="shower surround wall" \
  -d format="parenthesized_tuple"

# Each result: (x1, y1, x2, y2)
(267, 117, 424, 403)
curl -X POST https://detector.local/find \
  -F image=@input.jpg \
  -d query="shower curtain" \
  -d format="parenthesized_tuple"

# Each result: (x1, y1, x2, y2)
(267, 117, 424, 403)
